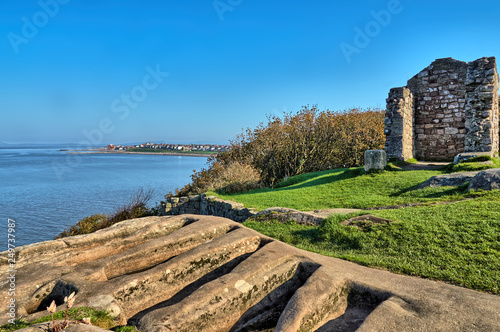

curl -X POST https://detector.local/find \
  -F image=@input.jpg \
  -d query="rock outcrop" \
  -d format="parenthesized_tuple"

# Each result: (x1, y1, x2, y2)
(415, 168, 500, 192)
(468, 168, 500, 190)
(1, 215, 499, 331)
(415, 170, 480, 189)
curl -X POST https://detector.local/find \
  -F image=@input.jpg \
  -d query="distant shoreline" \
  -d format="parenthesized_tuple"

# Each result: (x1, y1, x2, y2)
(65, 150, 216, 158)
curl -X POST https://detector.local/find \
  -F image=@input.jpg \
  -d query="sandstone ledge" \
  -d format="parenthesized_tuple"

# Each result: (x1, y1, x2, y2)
(1, 215, 499, 331)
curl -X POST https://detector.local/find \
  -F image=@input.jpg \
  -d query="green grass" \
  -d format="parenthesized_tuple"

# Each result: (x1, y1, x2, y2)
(0, 307, 117, 331)
(448, 156, 500, 173)
(244, 195, 500, 294)
(215, 162, 500, 294)
(215, 166, 487, 211)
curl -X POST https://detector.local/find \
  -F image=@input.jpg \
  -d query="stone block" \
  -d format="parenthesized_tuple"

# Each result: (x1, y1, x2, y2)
(469, 169, 500, 191)
(453, 151, 493, 164)
(364, 150, 387, 172)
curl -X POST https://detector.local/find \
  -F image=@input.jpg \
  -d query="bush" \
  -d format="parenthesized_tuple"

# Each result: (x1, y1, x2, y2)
(174, 106, 385, 195)
(212, 161, 263, 194)
(56, 188, 158, 239)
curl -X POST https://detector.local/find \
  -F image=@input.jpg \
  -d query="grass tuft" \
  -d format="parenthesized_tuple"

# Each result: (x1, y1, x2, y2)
(0, 307, 117, 332)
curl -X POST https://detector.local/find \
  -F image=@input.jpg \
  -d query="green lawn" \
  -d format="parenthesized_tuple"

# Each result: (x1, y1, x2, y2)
(215, 166, 485, 210)
(214, 165, 500, 294)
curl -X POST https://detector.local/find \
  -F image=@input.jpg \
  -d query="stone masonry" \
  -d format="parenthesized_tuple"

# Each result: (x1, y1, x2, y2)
(385, 57, 499, 161)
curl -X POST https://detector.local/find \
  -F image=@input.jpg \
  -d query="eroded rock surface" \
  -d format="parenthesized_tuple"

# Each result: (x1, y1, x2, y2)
(1, 215, 499, 331)
(415, 170, 480, 189)
(468, 168, 500, 190)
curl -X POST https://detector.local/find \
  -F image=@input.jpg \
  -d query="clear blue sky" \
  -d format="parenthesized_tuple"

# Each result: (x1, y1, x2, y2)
(1, 0, 500, 145)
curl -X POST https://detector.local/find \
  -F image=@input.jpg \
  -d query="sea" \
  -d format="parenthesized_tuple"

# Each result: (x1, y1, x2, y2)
(0, 144, 209, 248)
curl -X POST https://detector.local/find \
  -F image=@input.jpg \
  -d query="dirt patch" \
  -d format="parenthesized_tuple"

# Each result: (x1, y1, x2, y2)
(401, 161, 449, 171)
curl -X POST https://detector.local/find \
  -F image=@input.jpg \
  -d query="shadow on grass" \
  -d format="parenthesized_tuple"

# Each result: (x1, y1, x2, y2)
(290, 228, 321, 243)
(223, 168, 366, 199)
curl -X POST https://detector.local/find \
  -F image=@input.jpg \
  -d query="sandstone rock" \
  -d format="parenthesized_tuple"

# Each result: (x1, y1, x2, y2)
(364, 150, 387, 172)
(2, 215, 500, 331)
(468, 168, 500, 191)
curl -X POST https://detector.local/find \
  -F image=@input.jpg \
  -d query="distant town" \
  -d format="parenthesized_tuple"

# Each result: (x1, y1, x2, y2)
(106, 142, 231, 153)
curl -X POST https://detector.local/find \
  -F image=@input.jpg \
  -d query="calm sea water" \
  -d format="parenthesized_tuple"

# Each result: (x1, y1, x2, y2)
(0, 144, 208, 248)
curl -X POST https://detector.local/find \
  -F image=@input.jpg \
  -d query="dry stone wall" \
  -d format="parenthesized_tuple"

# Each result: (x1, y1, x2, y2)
(385, 57, 499, 161)
(161, 194, 255, 222)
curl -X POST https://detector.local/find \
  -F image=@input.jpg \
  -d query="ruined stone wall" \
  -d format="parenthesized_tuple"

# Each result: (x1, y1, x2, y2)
(407, 58, 468, 161)
(464, 57, 499, 153)
(161, 194, 254, 222)
(385, 87, 414, 160)
(385, 57, 499, 161)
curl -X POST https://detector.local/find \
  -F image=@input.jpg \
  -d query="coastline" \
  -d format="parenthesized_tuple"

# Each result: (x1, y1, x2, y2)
(66, 150, 216, 158)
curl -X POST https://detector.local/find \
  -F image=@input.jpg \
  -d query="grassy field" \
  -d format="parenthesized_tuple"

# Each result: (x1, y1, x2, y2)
(215, 163, 500, 294)
(215, 166, 489, 210)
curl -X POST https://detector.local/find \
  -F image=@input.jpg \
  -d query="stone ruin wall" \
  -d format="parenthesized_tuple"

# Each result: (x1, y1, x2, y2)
(464, 58, 500, 153)
(385, 87, 414, 160)
(407, 58, 468, 160)
(385, 57, 499, 161)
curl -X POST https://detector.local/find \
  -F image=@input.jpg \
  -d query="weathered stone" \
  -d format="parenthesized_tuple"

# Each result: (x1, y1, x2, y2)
(468, 168, 500, 191)
(255, 207, 324, 226)
(415, 171, 480, 189)
(161, 195, 256, 223)
(364, 150, 387, 172)
(385, 57, 499, 161)
(453, 151, 493, 164)
(2, 215, 500, 331)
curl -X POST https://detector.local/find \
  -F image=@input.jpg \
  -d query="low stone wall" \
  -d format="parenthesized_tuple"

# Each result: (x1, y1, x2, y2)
(161, 194, 255, 222)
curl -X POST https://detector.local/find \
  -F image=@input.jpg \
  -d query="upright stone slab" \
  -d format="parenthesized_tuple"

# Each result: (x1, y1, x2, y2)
(464, 57, 500, 153)
(364, 150, 387, 172)
(385, 87, 414, 160)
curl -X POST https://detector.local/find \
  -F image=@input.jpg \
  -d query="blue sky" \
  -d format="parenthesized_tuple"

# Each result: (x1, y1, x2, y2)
(1, 0, 500, 145)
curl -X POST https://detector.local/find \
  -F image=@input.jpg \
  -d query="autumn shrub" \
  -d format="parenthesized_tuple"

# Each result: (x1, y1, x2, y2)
(212, 161, 263, 194)
(173, 106, 385, 195)
(56, 188, 159, 239)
